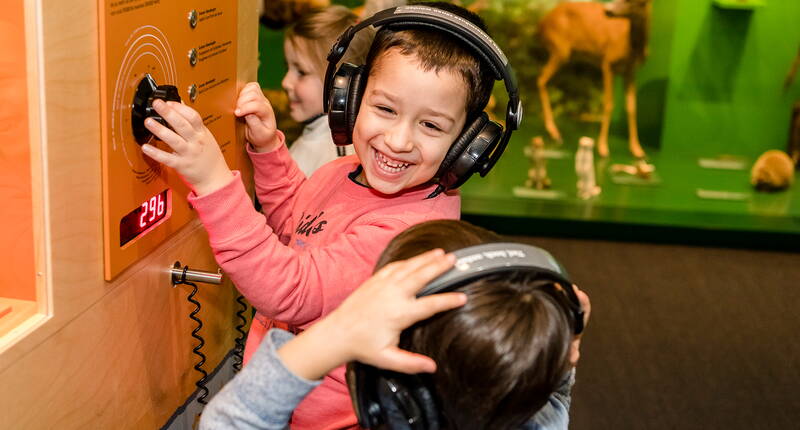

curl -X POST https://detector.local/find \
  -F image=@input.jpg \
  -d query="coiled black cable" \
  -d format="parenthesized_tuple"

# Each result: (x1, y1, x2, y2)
(232, 295, 248, 372)
(177, 266, 209, 405)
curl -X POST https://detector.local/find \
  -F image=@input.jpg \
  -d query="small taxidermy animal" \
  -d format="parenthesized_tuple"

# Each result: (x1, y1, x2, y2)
(750, 150, 795, 191)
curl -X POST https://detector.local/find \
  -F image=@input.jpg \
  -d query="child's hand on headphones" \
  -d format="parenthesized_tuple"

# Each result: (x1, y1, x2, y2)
(235, 82, 282, 153)
(278, 249, 466, 381)
(142, 100, 234, 196)
(568, 284, 591, 367)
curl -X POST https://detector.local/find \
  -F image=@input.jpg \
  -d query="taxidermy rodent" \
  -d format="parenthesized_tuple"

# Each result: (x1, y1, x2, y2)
(750, 150, 795, 191)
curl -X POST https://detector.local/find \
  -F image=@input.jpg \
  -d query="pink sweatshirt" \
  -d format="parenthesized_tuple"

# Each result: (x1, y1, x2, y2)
(189, 141, 460, 429)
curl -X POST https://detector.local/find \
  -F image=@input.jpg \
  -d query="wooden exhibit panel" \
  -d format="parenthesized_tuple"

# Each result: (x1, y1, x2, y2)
(99, 0, 244, 280)
(0, 0, 258, 427)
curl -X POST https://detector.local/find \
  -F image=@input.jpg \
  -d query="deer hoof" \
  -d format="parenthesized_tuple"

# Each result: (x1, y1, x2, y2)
(630, 146, 646, 159)
(546, 126, 562, 144)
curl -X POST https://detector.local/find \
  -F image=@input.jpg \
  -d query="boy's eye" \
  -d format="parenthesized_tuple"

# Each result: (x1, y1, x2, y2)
(377, 106, 395, 115)
(422, 121, 442, 132)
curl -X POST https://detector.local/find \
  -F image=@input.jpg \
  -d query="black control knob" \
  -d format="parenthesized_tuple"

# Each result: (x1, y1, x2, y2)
(131, 74, 182, 145)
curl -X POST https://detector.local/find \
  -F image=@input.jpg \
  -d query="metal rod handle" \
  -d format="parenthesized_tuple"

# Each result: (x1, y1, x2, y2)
(171, 261, 223, 285)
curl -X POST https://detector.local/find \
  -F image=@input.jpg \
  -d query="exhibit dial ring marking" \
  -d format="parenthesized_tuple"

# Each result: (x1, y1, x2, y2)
(111, 25, 177, 184)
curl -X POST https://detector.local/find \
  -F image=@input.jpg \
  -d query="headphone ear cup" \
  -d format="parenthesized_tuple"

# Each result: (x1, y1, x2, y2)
(437, 113, 488, 180)
(436, 112, 503, 190)
(346, 362, 382, 429)
(346, 66, 368, 145)
(375, 373, 430, 430)
(407, 375, 440, 430)
(328, 63, 363, 146)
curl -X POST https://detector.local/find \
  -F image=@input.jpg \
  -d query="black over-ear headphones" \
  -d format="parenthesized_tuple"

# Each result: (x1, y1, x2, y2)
(346, 242, 584, 430)
(323, 5, 522, 192)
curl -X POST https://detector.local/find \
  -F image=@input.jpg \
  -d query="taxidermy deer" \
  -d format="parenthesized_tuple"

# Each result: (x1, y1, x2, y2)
(537, 0, 652, 158)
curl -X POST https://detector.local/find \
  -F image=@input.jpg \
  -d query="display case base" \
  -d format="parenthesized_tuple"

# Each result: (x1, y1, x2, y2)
(461, 122, 800, 250)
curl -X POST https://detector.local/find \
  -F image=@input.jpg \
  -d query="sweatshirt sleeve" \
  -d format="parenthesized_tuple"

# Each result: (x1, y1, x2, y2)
(199, 329, 321, 430)
(189, 175, 411, 326)
(522, 368, 575, 430)
(248, 140, 306, 239)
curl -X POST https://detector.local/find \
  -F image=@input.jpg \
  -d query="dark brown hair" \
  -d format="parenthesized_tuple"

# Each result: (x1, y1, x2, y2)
(376, 220, 574, 429)
(363, 2, 495, 123)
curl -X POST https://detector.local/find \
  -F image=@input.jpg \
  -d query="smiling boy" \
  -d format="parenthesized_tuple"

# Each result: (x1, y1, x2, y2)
(142, 3, 510, 429)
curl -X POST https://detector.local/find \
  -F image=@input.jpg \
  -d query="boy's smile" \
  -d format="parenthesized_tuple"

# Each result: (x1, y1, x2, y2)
(352, 49, 468, 195)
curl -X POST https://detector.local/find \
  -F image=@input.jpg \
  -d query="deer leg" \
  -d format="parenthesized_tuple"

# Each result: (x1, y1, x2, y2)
(625, 73, 645, 159)
(598, 61, 614, 158)
(537, 55, 564, 144)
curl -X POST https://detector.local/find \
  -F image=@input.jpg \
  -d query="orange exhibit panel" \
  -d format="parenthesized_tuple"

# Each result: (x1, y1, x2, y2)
(99, 1, 242, 280)
(0, 0, 37, 321)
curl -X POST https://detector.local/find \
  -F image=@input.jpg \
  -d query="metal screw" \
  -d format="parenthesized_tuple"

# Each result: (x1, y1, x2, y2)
(188, 84, 198, 102)
(188, 48, 198, 66)
(188, 10, 198, 28)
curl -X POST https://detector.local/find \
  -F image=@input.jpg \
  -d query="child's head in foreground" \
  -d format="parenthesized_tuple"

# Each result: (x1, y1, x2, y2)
(282, 5, 372, 123)
(362, 219, 582, 429)
(347, 2, 497, 195)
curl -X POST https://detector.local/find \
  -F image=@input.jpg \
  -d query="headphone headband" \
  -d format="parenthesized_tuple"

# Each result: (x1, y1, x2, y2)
(420, 242, 584, 335)
(324, 5, 522, 132)
(419, 242, 564, 294)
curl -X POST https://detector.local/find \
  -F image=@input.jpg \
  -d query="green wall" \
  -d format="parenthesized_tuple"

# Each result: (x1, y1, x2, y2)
(660, 0, 800, 158)
(258, 28, 285, 89)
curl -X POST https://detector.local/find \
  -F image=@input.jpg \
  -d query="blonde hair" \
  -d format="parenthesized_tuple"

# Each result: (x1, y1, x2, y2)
(285, 5, 373, 81)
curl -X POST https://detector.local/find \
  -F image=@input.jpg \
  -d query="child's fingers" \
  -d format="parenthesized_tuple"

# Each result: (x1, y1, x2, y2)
(373, 248, 446, 281)
(150, 100, 196, 138)
(244, 114, 274, 142)
(236, 100, 273, 120)
(410, 292, 467, 322)
(398, 251, 456, 294)
(235, 84, 264, 111)
(573, 285, 591, 328)
(166, 101, 205, 129)
(144, 117, 186, 153)
(241, 81, 261, 93)
(372, 347, 437, 374)
(141, 143, 179, 168)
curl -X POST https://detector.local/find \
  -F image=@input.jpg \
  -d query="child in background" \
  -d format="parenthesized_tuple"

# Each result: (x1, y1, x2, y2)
(141, 2, 516, 428)
(281, 6, 368, 177)
(199, 220, 590, 429)
(355, 0, 407, 20)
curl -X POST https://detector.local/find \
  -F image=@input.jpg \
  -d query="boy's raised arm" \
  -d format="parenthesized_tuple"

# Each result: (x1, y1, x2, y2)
(190, 174, 418, 326)
(235, 82, 282, 153)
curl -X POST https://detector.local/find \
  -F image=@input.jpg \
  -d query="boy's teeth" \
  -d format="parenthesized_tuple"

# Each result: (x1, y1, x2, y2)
(375, 151, 410, 173)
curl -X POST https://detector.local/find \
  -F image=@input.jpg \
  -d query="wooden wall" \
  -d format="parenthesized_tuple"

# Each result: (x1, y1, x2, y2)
(0, 0, 258, 427)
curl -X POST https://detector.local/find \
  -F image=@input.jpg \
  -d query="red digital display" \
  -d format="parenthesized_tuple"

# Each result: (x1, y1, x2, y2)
(119, 189, 171, 246)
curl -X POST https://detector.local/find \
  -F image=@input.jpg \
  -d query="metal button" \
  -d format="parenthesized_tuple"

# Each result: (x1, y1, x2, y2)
(188, 48, 198, 66)
(188, 10, 198, 28)
(188, 84, 198, 102)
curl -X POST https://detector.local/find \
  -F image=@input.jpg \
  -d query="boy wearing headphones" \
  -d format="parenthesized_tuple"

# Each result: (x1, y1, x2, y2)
(142, 3, 519, 428)
(200, 221, 591, 429)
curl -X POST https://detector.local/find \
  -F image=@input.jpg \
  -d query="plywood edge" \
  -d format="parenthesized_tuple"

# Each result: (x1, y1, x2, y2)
(24, 0, 50, 318)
